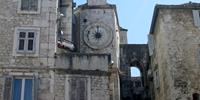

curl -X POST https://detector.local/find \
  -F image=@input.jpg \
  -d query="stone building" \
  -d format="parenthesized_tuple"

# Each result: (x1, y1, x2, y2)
(149, 2, 200, 100)
(0, 0, 127, 100)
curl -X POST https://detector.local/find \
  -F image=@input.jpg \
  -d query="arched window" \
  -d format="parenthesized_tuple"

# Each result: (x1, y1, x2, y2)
(130, 67, 141, 77)
(130, 67, 142, 88)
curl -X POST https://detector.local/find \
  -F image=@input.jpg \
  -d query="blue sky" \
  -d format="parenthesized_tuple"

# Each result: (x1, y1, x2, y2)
(74, 0, 200, 76)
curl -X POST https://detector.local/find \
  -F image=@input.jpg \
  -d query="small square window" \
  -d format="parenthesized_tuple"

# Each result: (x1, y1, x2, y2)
(19, 32, 26, 38)
(28, 32, 35, 38)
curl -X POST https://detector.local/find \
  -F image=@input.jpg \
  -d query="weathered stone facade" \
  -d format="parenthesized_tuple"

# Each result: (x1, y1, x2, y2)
(149, 3, 200, 100)
(0, 0, 124, 100)
(3, 0, 200, 100)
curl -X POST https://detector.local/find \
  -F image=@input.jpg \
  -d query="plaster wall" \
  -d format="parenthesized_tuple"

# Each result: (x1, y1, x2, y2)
(152, 8, 200, 100)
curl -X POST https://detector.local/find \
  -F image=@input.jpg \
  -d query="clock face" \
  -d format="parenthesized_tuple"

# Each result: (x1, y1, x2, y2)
(83, 23, 113, 49)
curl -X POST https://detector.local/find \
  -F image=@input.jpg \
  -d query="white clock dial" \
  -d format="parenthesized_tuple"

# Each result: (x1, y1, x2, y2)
(83, 23, 113, 49)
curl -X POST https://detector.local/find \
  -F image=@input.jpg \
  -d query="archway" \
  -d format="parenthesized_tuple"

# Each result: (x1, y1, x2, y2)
(131, 67, 141, 77)
(120, 44, 150, 100)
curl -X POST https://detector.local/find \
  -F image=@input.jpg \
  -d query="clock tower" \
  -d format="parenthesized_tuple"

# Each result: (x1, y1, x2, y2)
(74, 0, 121, 100)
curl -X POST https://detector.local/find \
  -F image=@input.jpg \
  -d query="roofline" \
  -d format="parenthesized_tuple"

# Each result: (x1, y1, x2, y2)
(149, 3, 200, 34)
(120, 27, 128, 31)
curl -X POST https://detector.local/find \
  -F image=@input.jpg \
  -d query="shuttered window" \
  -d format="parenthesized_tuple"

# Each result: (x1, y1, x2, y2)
(12, 78, 33, 100)
(3, 76, 38, 100)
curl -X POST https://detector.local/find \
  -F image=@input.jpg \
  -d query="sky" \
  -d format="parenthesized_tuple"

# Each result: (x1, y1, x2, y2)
(74, 0, 200, 76)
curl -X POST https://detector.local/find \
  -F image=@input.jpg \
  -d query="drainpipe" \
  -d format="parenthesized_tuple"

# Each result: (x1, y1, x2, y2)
(58, 0, 75, 51)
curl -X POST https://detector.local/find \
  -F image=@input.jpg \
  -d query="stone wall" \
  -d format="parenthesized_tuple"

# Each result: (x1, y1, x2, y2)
(0, 0, 58, 100)
(55, 53, 110, 71)
(87, 0, 107, 5)
(0, 0, 57, 68)
(151, 6, 200, 100)
(119, 28, 128, 44)
(54, 73, 110, 100)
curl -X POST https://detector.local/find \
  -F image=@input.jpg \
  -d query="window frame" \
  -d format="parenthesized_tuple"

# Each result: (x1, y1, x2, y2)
(17, 31, 36, 53)
(17, 0, 41, 14)
(13, 27, 40, 57)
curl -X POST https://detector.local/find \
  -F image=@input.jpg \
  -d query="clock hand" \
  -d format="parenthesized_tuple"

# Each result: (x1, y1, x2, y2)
(97, 26, 99, 33)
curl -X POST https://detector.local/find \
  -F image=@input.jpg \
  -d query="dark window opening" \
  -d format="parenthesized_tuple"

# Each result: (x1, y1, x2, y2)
(28, 40, 34, 51)
(21, 0, 38, 11)
(19, 39, 25, 50)
(193, 93, 200, 100)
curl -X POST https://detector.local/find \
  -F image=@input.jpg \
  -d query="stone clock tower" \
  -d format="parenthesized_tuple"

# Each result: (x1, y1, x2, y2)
(75, 0, 120, 63)
(75, 0, 121, 100)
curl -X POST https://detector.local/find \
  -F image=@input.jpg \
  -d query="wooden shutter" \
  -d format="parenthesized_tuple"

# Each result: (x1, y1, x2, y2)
(0, 77, 4, 99)
(34, 75, 39, 100)
(148, 34, 155, 56)
(3, 76, 13, 100)
(192, 10, 200, 27)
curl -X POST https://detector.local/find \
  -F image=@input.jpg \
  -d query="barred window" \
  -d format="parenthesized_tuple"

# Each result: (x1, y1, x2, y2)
(21, 0, 38, 11)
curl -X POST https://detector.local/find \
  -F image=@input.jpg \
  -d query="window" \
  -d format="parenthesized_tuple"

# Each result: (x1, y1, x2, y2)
(21, 0, 38, 11)
(13, 27, 40, 56)
(192, 10, 200, 27)
(17, 31, 36, 53)
(12, 78, 33, 100)
(18, 0, 41, 14)
(3, 76, 37, 100)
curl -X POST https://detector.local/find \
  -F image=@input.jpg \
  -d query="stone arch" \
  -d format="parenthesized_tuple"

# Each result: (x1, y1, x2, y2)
(129, 60, 145, 85)
(120, 44, 150, 100)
